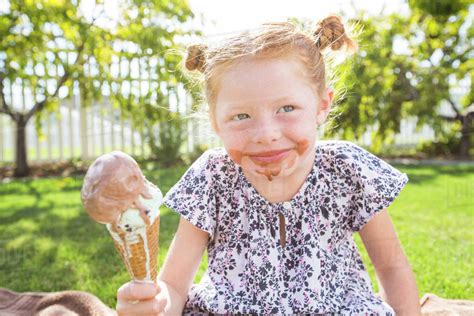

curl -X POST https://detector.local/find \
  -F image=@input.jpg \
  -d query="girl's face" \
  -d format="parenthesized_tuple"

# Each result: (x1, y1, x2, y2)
(214, 56, 332, 182)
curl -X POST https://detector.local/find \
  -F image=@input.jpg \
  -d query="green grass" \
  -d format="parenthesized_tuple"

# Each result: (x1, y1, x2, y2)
(0, 163, 473, 308)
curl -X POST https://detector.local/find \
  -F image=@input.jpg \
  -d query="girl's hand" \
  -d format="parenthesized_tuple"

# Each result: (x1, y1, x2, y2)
(116, 281, 167, 316)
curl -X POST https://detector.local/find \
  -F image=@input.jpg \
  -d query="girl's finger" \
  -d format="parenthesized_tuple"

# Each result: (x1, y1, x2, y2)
(117, 281, 160, 301)
(116, 297, 166, 316)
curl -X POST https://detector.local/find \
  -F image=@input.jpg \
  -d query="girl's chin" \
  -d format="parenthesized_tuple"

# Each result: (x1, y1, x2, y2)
(246, 164, 297, 181)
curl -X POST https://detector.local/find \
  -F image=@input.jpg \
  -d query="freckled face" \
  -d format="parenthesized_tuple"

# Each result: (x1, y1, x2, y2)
(214, 56, 321, 182)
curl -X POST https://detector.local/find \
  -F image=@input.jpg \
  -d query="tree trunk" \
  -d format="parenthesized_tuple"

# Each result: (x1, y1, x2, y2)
(14, 114, 30, 177)
(459, 114, 472, 159)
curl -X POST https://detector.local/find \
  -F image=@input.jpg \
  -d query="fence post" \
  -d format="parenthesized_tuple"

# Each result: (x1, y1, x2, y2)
(100, 86, 106, 155)
(80, 89, 88, 161)
(21, 79, 27, 160)
(57, 105, 64, 161)
(57, 64, 63, 161)
(185, 92, 191, 154)
(8, 79, 18, 162)
(69, 92, 75, 159)
(110, 97, 115, 151)
(0, 115, 3, 163)
(32, 87, 39, 162)
(89, 102, 95, 157)
(66, 53, 74, 159)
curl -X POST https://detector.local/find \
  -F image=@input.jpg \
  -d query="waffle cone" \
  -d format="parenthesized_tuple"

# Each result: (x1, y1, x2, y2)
(110, 216, 160, 282)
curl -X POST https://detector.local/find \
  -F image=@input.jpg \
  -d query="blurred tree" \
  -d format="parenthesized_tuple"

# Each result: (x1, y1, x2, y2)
(0, 0, 197, 177)
(329, 2, 473, 157)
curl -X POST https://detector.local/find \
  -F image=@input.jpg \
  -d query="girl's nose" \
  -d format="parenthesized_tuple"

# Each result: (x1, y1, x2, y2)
(251, 120, 282, 144)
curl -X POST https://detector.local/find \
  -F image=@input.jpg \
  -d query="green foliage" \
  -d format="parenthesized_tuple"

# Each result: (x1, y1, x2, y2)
(417, 138, 461, 158)
(148, 110, 187, 167)
(408, 0, 469, 19)
(416, 122, 473, 158)
(327, 6, 473, 156)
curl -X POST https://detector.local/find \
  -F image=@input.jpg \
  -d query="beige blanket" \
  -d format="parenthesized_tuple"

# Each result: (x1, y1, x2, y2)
(0, 288, 116, 316)
(420, 293, 474, 316)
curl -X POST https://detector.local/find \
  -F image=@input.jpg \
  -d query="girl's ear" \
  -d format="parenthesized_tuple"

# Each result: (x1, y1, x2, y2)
(316, 87, 334, 125)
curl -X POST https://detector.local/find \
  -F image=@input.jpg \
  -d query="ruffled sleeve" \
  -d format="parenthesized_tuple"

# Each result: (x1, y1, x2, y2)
(163, 149, 218, 238)
(333, 141, 409, 232)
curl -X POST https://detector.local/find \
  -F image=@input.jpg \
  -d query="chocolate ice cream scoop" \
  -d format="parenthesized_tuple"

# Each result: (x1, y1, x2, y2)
(80, 151, 153, 226)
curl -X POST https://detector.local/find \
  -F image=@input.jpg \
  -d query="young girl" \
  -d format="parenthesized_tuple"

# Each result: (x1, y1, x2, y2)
(116, 15, 421, 315)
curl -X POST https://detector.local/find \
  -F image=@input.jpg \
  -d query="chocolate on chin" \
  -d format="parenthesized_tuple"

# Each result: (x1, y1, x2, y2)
(80, 151, 163, 282)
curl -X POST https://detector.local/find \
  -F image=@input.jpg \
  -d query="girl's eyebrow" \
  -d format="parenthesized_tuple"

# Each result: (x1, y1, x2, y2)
(226, 96, 295, 111)
(270, 96, 295, 104)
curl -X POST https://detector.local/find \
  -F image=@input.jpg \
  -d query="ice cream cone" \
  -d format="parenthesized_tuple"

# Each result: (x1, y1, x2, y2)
(108, 214, 160, 282)
(80, 151, 163, 283)
(106, 181, 162, 282)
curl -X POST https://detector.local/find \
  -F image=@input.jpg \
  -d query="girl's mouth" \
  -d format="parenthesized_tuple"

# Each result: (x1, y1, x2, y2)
(249, 149, 291, 164)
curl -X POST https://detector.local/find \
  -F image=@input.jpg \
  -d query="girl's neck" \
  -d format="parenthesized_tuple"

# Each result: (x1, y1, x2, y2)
(243, 146, 316, 204)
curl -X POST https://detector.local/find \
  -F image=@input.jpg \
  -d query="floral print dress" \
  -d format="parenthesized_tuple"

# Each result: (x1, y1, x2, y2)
(163, 140, 409, 315)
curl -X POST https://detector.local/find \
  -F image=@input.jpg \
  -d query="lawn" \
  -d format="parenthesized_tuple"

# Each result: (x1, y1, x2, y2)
(0, 162, 473, 308)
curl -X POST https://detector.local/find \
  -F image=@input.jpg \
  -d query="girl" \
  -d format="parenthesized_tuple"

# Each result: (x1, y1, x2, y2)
(116, 15, 421, 315)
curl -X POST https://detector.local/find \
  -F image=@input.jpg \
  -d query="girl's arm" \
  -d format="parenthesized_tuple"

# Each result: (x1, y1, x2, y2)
(157, 216, 209, 315)
(358, 208, 422, 316)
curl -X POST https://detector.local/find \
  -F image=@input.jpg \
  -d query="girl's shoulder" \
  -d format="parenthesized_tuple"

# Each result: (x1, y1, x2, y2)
(196, 147, 238, 169)
(316, 139, 408, 193)
(316, 139, 366, 157)
(316, 140, 370, 171)
(162, 148, 231, 237)
(315, 141, 408, 232)
(316, 139, 385, 169)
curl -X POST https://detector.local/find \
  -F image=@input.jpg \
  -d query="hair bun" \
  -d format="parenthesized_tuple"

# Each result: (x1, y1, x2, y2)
(314, 15, 356, 52)
(185, 44, 207, 72)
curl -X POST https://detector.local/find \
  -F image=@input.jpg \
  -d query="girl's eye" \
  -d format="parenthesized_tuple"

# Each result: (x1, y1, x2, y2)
(232, 113, 250, 121)
(278, 105, 295, 113)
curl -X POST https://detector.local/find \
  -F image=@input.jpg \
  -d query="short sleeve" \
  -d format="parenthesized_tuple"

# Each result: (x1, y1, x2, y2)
(163, 150, 217, 238)
(334, 142, 409, 232)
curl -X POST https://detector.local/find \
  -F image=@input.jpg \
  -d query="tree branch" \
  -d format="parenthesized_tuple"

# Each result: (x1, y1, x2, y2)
(25, 43, 85, 122)
(0, 76, 18, 121)
(463, 104, 474, 120)
(447, 98, 463, 120)
(439, 114, 459, 122)
(24, 11, 101, 123)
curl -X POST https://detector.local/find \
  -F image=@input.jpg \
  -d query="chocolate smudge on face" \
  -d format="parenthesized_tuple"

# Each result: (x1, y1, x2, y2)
(228, 139, 310, 181)
(80, 151, 153, 227)
(296, 139, 309, 155)
(256, 166, 283, 181)
(228, 149, 244, 165)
